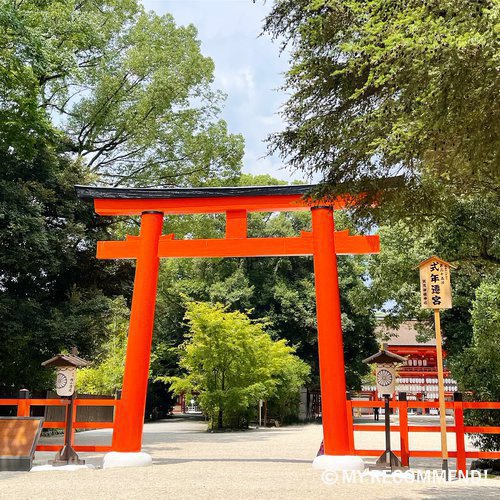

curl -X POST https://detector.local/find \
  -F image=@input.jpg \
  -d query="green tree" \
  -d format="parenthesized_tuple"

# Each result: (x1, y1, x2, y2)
(451, 279, 500, 451)
(267, 346, 313, 424)
(262, 0, 500, 359)
(151, 174, 378, 391)
(76, 297, 129, 395)
(354, 201, 500, 453)
(360, 190, 499, 352)
(0, 136, 134, 393)
(162, 301, 310, 430)
(263, 0, 499, 214)
(0, 0, 243, 393)
(1, 0, 244, 185)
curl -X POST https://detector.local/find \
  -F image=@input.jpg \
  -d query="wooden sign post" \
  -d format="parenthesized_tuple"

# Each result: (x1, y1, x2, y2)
(416, 256, 454, 479)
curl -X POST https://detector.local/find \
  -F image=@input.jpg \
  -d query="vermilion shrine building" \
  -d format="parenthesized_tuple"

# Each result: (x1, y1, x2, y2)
(349, 321, 458, 411)
(369, 321, 458, 401)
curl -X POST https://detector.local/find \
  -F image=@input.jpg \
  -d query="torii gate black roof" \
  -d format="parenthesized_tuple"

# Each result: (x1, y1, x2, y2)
(75, 184, 316, 201)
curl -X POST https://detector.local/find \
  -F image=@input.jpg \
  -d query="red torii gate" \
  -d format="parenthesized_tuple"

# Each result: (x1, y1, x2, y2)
(76, 184, 379, 464)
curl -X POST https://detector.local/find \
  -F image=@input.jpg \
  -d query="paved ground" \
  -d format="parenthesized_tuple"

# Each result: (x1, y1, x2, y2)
(0, 418, 498, 499)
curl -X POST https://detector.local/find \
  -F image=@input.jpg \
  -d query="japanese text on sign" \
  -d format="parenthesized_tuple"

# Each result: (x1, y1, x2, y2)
(419, 259, 452, 309)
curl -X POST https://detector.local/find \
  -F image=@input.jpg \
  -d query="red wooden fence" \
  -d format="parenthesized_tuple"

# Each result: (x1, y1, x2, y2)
(0, 397, 117, 452)
(347, 399, 500, 474)
(1, 396, 498, 470)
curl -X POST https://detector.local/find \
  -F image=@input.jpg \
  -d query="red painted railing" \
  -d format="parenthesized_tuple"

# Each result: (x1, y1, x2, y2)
(347, 399, 500, 474)
(0, 397, 118, 452)
(3, 396, 498, 468)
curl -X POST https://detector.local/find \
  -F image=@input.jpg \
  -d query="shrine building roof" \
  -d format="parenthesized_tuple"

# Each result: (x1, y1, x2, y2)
(376, 320, 436, 347)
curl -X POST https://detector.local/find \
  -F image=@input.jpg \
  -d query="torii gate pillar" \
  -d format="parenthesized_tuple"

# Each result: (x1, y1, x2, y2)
(112, 211, 163, 452)
(311, 207, 363, 471)
(311, 207, 350, 454)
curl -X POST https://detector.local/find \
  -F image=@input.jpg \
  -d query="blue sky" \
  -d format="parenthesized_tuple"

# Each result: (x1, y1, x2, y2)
(142, 0, 304, 182)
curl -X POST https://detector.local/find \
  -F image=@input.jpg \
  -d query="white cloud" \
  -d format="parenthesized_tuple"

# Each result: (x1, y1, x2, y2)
(216, 66, 256, 102)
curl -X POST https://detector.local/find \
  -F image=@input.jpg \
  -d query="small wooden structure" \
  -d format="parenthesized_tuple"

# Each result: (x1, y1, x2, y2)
(0, 417, 44, 471)
(42, 350, 89, 465)
(363, 348, 406, 471)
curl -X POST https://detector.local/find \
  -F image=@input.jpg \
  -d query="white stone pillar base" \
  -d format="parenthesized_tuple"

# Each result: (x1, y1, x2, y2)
(312, 455, 365, 471)
(31, 464, 95, 472)
(103, 452, 152, 469)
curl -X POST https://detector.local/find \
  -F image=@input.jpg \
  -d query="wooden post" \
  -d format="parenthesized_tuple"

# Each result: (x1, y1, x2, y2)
(454, 392, 466, 475)
(398, 392, 409, 467)
(51, 393, 84, 465)
(384, 395, 391, 460)
(17, 389, 30, 417)
(70, 393, 77, 447)
(346, 392, 355, 454)
(434, 309, 449, 478)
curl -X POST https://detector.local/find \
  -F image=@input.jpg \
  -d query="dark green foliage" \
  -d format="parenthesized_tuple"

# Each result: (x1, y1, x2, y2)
(0, 0, 242, 394)
(264, 0, 499, 211)
(352, 197, 499, 450)
(262, 0, 500, 444)
(451, 279, 500, 451)
(0, 139, 133, 393)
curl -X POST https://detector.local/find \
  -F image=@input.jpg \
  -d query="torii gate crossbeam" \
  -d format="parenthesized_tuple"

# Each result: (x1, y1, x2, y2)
(76, 184, 380, 464)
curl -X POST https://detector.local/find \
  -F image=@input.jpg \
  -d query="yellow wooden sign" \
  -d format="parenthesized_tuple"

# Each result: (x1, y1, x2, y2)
(416, 256, 454, 309)
(415, 256, 455, 476)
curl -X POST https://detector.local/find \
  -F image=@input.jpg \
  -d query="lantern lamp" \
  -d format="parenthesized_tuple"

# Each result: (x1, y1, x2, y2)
(363, 347, 407, 471)
(42, 348, 89, 465)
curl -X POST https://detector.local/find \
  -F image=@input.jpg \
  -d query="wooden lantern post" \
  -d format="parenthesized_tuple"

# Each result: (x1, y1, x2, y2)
(41, 348, 89, 466)
(416, 256, 455, 480)
(363, 349, 407, 471)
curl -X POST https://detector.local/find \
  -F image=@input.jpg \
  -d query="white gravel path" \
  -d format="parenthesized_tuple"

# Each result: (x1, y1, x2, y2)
(0, 418, 498, 500)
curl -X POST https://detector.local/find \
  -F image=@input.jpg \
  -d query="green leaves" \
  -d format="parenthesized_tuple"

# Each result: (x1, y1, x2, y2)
(164, 301, 310, 429)
(76, 297, 130, 395)
(450, 278, 500, 451)
(264, 0, 499, 211)
(0, 0, 243, 393)
(1, 0, 244, 186)
(0, 101, 132, 393)
(264, 4, 499, 436)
